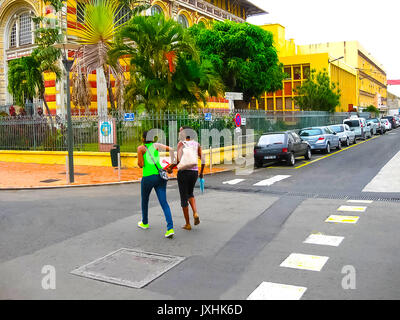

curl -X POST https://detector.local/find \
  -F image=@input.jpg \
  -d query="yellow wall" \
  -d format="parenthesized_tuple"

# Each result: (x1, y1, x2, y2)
(297, 41, 387, 108)
(257, 24, 358, 112)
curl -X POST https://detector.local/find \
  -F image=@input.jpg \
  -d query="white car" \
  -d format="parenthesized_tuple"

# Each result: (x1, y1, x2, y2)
(381, 119, 392, 130)
(329, 124, 357, 146)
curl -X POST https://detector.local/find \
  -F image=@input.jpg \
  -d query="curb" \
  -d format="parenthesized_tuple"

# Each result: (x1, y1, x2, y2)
(0, 167, 234, 191)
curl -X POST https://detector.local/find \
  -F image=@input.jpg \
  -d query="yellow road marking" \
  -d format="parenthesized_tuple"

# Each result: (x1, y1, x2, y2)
(325, 215, 360, 224)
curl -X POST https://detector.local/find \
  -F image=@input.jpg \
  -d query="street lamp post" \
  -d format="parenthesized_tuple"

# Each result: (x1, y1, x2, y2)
(54, 43, 80, 184)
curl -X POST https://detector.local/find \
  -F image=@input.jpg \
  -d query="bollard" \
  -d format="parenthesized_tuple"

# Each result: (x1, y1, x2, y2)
(65, 155, 70, 184)
(117, 153, 121, 182)
(209, 146, 212, 173)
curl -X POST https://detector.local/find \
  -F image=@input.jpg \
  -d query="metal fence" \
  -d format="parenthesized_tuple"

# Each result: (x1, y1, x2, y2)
(0, 110, 371, 152)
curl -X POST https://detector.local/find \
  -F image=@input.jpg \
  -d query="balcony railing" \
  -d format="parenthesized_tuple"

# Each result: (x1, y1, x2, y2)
(176, 0, 245, 23)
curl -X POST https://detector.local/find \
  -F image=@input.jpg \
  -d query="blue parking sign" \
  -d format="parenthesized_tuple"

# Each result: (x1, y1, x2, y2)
(205, 113, 212, 121)
(124, 113, 135, 121)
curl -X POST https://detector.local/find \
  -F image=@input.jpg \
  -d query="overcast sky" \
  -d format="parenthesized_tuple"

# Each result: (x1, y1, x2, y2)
(247, 0, 400, 96)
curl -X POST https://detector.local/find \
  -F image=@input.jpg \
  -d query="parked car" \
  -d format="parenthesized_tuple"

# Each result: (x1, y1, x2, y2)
(367, 118, 385, 135)
(254, 131, 312, 167)
(298, 126, 341, 154)
(329, 124, 357, 146)
(382, 116, 397, 129)
(381, 118, 392, 131)
(395, 115, 400, 127)
(343, 116, 372, 140)
(366, 119, 378, 135)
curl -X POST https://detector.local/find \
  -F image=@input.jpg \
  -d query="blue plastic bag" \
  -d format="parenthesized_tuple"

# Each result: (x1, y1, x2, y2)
(199, 178, 205, 193)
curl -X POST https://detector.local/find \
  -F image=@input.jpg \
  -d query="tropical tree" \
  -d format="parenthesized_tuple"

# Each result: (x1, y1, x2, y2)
(364, 105, 380, 117)
(294, 68, 341, 113)
(109, 12, 223, 112)
(68, 0, 133, 112)
(188, 21, 285, 108)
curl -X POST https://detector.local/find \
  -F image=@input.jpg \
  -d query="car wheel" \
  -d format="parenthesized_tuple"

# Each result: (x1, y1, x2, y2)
(287, 153, 296, 166)
(336, 141, 342, 150)
(345, 138, 350, 147)
(304, 148, 312, 160)
(353, 137, 357, 144)
(325, 143, 331, 154)
(255, 160, 263, 168)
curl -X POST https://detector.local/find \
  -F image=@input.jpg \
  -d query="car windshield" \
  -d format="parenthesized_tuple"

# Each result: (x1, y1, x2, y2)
(258, 134, 286, 145)
(299, 129, 323, 136)
(330, 125, 344, 133)
(344, 120, 360, 127)
(370, 119, 379, 123)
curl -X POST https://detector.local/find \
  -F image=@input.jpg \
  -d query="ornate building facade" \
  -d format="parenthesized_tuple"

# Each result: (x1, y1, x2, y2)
(0, 0, 265, 114)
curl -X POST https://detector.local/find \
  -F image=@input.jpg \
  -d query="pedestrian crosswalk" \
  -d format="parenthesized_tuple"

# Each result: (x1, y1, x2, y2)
(222, 175, 291, 187)
(246, 200, 372, 300)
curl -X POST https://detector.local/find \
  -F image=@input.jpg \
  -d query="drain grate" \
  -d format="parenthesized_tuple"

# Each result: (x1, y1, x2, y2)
(58, 172, 88, 176)
(71, 248, 185, 289)
(40, 179, 61, 183)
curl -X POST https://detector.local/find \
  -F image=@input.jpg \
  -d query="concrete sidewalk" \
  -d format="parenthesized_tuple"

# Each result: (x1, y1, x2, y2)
(0, 190, 277, 299)
(0, 161, 227, 189)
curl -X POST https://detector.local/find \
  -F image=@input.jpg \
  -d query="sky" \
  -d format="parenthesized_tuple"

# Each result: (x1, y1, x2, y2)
(247, 0, 400, 96)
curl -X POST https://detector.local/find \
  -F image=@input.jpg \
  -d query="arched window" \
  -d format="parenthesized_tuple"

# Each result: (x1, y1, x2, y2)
(8, 11, 34, 49)
(115, 5, 131, 26)
(9, 23, 17, 48)
(18, 13, 32, 46)
(151, 5, 163, 16)
(178, 14, 189, 29)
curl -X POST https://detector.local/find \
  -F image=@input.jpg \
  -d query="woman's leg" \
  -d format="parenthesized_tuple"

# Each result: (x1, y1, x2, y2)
(140, 176, 154, 225)
(186, 171, 200, 225)
(154, 177, 174, 231)
(177, 170, 191, 229)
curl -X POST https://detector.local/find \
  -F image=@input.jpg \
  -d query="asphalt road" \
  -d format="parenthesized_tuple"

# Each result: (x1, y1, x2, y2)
(1, 129, 400, 300)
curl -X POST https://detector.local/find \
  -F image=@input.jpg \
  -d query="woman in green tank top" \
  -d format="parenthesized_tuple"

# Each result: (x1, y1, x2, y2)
(137, 131, 175, 238)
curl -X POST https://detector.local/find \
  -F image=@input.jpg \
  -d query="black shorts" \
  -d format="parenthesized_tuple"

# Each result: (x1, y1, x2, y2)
(177, 170, 198, 207)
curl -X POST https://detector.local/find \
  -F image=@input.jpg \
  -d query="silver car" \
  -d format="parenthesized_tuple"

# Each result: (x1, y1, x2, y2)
(329, 124, 357, 146)
(299, 126, 341, 154)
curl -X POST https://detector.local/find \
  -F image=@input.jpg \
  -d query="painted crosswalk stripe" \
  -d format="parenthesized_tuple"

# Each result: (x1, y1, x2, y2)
(247, 282, 307, 300)
(325, 215, 360, 224)
(303, 233, 344, 247)
(222, 179, 245, 185)
(347, 199, 373, 204)
(253, 175, 291, 186)
(280, 253, 329, 272)
(337, 205, 367, 212)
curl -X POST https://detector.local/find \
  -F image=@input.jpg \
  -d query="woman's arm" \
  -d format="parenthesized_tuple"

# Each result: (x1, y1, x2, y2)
(166, 141, 183, 173)
(137, 145, 145, 168)
(198, 144, 205, 178)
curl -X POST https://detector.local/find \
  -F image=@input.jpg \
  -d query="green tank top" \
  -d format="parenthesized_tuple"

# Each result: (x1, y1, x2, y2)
(143, 143, 160, 177)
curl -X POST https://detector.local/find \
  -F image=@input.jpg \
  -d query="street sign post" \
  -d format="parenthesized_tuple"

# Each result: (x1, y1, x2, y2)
(204, 113, 212, 121)
(225, 92, 243, 112)
(235, 113, 242, 127)
(124, 113, 135, 121)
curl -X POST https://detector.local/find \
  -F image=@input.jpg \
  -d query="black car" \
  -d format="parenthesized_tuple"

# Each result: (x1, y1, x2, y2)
(254, 131, 312, 167)
(382, 116, 397, 129)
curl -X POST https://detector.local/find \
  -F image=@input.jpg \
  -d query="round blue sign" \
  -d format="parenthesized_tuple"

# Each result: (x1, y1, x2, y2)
(100, 122, 112, 137)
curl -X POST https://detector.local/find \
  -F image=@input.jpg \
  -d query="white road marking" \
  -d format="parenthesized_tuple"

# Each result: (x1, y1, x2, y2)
(222, 179, 245, 185)
(347, 200, 373, 204)
(253, 175, 291, 186)
(280, 253, 329, 272)
(325, 215, 360, 224)
(304, 233, 344, 247)
(247, 282, 307, 300)
(363, 151, 400, 192)
(337, 205, 367, 213)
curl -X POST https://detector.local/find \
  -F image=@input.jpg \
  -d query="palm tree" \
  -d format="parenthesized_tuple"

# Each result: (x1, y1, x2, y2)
(109, 12, 223, 112)
(68, 0, 133, 112)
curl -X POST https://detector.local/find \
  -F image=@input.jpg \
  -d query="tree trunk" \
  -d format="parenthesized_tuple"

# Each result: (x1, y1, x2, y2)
(103, 66, 116, 112)
(41, 93, 55, 129)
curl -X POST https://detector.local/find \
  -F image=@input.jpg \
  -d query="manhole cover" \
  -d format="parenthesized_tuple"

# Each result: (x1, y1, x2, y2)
(70, 248, 185, 289)
(40, 179, 61, 183)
